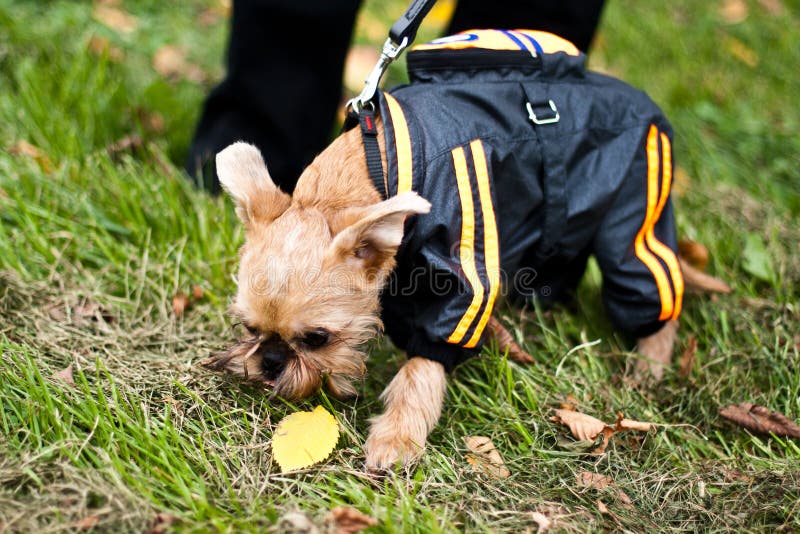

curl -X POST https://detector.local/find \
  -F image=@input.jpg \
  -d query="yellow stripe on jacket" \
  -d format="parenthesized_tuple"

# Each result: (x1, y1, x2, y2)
(447, 146, 485, 344)
(383, 93, 413, 195)
(465, 140, 500, 348)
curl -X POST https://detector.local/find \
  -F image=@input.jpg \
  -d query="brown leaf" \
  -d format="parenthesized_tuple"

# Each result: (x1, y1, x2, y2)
(54, 365, 75, 387)
(192, 284, 204, 300)
(678, 335, 697, 378)
(552, 410, 654, 454)
(551, 409, 608, 441)
(87, 35, 124, 62)
(560, 394, 579, 411)
(107, 134, 144, 158)
(277, 511, 319, 534)
(719, 0, 748, 23)
(137, 109, 165, 134)
(72, 301, 115, 324)
(530, 511, 551, 532)
(678, 240, 709, 272)
(679, 258, 732, 294)
(150, 512, 177, 534)
(720, 403, 800, 438)
(672, 165, 691, 196)
(757, 0, 784, 15)
(463, 436, 510, 479)
(576, 472, 633, 509)
(596, 499, 609, 514)
(8, 140, 54, 173)
(172, 292, 190, 317)
(325, 506, 377, 534)
(92, 4, 138, 33)
(153, 45, 206, 83)
(488, 316, 535, 363)
(74, 515, 101, 530)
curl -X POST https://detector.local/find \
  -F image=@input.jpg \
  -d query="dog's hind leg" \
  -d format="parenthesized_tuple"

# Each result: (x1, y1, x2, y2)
(487, 316, 535, 364)
(634, 319, 679, 381)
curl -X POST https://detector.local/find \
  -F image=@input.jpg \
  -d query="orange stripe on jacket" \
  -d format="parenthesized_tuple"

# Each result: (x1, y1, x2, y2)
(447, 146, 485, 344)
(635, 125, 674, 321)
(646, 133, 684, 320)
(464, 140, 500, 348)
(383, 93, 413, 195)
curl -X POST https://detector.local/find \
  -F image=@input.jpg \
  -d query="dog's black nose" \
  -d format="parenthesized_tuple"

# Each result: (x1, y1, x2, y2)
(258, 337, 293, 380)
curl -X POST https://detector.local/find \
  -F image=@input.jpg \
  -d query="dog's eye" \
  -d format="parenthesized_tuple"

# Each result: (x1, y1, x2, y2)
(300, 329, 330, 349)
(244, 323, 259, 336)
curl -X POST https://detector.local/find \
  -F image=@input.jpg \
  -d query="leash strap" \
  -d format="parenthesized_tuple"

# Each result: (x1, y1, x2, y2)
(342, 0, 438, 199)
(356, 106, 387, 199)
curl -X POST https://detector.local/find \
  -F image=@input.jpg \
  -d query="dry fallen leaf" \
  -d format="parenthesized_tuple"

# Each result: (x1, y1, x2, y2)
(720, 403, 800, 438)
(272, 406, 339, 472)
(8, 140, 54, 173)
(73, 301, 115, 324)
(107, 134, 144, 158)
(679, 258, 732, 294)
(463, 435, 510, 479)
(678, 335, 698, 378)
(552, 410, 654, 454)
(172, 292, 190, 317)
(719, 0, 748, 23)
(54, 365, 75, 387)
(87, 35, 124, 62)
(671, 165, 691, 196)
(153, 45, 206, 83)
(530, 511, 551, 533)
(277, 511, 320, 534)
(488, 316, 535, 363)
(74, 515, 101, 530)
(757, 0, 784, 15)
(150, 512, 177, 534)
(560, 393, 579, 411)
(551, 409, 608, 441)
(678, 240, 710, 272)
(92, 3, 138, 33)
(192, 284, 204, 300)
(325, 506, 377, 534)
(576, 472, 633, 509)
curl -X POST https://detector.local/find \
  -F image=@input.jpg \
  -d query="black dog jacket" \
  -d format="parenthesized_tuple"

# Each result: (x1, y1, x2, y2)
(375, 30, 684, 371)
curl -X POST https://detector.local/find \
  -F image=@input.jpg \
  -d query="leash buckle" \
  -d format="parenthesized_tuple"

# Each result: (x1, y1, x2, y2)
(346, 36, 409, 114)
(526, 100, 560, 125)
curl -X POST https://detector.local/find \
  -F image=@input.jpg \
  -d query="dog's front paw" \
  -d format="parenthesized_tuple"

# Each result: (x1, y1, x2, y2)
(364, 416, 425, 470)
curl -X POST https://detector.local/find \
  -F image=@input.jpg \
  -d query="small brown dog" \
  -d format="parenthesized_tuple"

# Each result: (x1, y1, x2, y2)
(201, 30, 731, 469)
(202, 130, 678, 469)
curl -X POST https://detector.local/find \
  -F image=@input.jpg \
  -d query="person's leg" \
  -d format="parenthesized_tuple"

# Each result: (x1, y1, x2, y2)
(187, 0, 362, 193)
(447, 0, 606, 52)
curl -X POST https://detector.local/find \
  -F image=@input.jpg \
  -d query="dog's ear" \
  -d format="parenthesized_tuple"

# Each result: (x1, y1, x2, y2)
(216, 142, 291, 227)
(325, 191, 431, 275)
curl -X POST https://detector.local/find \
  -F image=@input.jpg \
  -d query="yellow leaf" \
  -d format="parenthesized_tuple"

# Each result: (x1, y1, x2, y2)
(272, 406, 339, 472)
(724, 36, 759, 67)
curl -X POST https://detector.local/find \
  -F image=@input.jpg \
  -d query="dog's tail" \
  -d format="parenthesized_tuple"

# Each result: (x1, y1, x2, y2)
(679, 257, 732, 293)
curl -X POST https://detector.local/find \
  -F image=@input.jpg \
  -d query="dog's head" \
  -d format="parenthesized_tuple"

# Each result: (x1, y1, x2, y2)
(206, 142, 430, 399)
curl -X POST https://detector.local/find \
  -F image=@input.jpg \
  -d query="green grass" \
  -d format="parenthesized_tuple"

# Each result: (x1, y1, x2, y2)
(1, 0, 799, 531)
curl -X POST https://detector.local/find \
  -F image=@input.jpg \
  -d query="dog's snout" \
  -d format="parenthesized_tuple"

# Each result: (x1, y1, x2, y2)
(258, 337, 294, 380)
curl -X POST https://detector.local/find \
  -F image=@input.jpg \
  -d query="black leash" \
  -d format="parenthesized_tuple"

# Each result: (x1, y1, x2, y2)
(343, 0, 438, 199)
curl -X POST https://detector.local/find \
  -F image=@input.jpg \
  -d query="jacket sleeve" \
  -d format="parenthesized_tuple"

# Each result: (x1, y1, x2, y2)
(593, 123, 684, 338)
(404, 140, 501, 371)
